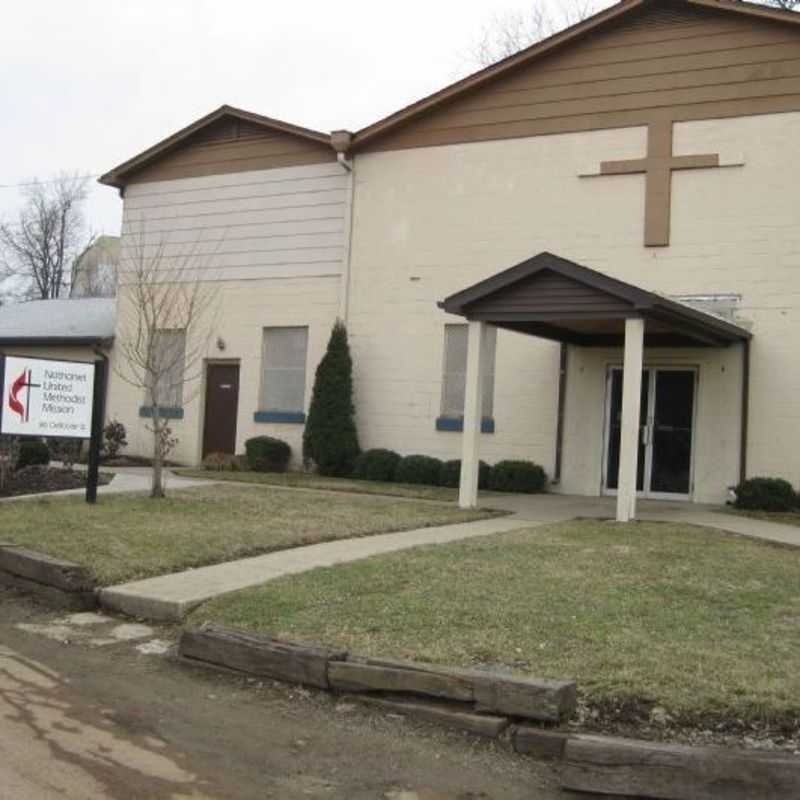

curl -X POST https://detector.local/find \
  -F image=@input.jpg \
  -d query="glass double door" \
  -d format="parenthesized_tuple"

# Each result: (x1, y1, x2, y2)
(604, 367, 696, 498)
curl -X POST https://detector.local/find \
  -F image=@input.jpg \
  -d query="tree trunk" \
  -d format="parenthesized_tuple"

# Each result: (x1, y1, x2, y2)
(151, 414, 165, 499)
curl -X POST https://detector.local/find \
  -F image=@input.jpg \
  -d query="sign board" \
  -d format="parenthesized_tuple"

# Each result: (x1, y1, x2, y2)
(0, 355, 95, 439)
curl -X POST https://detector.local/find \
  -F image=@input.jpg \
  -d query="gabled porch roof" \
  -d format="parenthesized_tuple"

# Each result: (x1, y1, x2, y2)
(439, 252, 750, 348)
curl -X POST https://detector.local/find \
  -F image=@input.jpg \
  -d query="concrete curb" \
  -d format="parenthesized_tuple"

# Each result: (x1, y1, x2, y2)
(178, 624, 800, 799)
(0, 546, 98, 610)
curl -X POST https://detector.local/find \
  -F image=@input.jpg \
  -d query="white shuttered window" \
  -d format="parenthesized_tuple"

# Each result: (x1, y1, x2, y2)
(441, 324, 496, 418)
(261, 327, 309, 412)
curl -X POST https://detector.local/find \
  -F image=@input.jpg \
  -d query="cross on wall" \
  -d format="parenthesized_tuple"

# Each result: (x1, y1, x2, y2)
(580, 119, 744, 247)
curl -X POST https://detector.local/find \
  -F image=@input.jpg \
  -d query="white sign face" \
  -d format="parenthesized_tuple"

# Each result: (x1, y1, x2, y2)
(1, 356, 95, 439)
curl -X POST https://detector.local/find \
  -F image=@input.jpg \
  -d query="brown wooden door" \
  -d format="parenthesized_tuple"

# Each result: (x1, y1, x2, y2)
(202, 364, 240, 457)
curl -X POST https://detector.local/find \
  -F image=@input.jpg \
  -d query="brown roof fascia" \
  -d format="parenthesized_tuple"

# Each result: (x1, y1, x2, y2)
(99, 105, 332, 189)
(688, 0, 800, 26)
(439, 251, 750, 343)
(0, 336, 115, 347)
(439, 251, 655, 314)
(351, 0, 800, 151)
(351, 0, 647, 149)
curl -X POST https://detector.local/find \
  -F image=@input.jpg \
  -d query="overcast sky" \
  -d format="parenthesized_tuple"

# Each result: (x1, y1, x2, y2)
(2, 0, 611, 237)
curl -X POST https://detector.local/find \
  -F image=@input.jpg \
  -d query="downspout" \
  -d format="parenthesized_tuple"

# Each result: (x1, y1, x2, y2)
(331, 131, 355, 323)
(739, 338, 750, 484)
(553, 343, 568, 484)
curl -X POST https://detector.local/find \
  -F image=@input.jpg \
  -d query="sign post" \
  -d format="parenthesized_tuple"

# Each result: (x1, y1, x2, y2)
(0, 354, 103, 503)
(85, 359, 106, 504)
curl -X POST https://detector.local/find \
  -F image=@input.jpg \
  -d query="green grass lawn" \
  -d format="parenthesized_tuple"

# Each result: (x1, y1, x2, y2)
(0, 485, 493, 586)
(174, 469, 459, 501)
(193, 519, 800, 726)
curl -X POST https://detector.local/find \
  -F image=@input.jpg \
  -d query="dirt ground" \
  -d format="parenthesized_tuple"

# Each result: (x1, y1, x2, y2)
(0, 588, 565, 800)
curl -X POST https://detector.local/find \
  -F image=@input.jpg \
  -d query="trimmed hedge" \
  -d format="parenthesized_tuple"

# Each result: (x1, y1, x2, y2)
(395, 454, 443, 486)
(17, 440, 50, 470)
(353, 449, 401, 482)
(489, 460, 547, 494)
(734, 477, 797, 512)
(439, 459, 491, 489)
(244, 436, 291, 473)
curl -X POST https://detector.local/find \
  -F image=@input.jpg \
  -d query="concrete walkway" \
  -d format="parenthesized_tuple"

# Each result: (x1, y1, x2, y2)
(96, 487, 800, 623)
(486, 492, 800, 547)
(99, 515, 532, 622)
(0, 466, 215, 502)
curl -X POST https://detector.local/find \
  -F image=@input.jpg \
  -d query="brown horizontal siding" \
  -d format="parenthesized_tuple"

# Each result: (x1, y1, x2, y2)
(467, 272, 632, 316)
(495, 40, 800, 95)
(364, 4, 800, 153)
(129, 128, 334, 184)
(448, 57, 800, 115)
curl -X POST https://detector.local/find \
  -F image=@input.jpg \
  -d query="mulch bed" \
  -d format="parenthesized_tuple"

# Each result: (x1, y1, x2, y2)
(0, 466, 113, 498)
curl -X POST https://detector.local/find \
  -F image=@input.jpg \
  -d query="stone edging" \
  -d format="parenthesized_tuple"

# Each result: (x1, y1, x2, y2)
(0, 545, 98, 610)
(179, 623, 800, 800)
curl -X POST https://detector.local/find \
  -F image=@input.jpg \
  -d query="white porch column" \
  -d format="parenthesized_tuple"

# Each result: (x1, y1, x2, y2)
(616, 317, 645, 522)
(459, 320, 486, 508)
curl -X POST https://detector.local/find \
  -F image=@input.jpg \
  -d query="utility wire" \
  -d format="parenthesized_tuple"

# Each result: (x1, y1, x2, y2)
(0, 174, 101, 190)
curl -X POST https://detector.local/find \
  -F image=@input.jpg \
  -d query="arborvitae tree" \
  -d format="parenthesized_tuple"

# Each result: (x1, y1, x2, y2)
(303, 320, 360, 476)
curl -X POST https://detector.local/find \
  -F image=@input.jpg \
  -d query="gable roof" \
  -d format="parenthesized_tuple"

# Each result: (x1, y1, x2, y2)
(439, 251, 751, 346)
(98, 0, 800, 187)
(352, 0, 800, 150)
(99, 105, 332, 189)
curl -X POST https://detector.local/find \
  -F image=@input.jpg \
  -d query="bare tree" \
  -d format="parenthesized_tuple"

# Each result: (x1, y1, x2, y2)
(464, 0, 600, 69)
(0, 174, 94, 300)
(114, 227, 218, 497)
(760, 0, 799, 9)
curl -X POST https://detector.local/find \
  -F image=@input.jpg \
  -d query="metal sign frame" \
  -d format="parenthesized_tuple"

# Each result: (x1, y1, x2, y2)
(0, 354, 107, 503)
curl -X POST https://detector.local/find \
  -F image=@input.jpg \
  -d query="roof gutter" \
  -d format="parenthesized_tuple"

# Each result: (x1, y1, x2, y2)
(0, 336, 114, 348)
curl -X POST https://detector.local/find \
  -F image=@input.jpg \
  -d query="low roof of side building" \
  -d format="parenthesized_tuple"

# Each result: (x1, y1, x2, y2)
(0, 298, 115, 347)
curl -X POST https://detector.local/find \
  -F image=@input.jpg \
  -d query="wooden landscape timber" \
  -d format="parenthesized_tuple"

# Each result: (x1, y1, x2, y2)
(0, 545, 97, 610)
(179, 623, 346, 689)
(561, 734, 800, 799)
(178, 624, 800, 798)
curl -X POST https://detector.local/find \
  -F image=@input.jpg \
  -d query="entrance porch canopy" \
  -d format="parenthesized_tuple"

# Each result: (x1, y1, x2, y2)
(438, 252, 751, 521)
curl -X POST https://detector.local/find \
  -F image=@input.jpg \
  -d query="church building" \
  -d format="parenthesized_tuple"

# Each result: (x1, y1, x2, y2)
(99, 0, 800, 519)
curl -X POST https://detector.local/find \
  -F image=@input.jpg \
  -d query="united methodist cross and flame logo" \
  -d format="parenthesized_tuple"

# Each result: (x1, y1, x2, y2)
(7, 368, 40, 423)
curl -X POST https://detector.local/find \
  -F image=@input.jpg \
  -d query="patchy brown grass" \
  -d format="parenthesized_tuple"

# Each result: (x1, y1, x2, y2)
(195, 519, 800, 725)
(0, 485, 492, 585)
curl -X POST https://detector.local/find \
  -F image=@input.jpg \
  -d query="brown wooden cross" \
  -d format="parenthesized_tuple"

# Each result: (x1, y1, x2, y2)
(586, 119, 738, 247)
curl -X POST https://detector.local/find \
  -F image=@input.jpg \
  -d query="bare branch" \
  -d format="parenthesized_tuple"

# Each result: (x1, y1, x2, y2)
(461, 1, 601, 70)
(0, 173, 93, 299)
(113, 221, 221, 497)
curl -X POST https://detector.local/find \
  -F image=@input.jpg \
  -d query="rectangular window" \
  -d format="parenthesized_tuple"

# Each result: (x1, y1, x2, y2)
(441, 324, 496, 419)
(148, 329, 186, 408)
(261, 326, 309, 412)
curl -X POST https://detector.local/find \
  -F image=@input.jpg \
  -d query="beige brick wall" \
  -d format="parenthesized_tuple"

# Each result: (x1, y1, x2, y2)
(346, 112, 800, 502)
(106, 276, 341, 467)
(107, 112, 800, 501)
